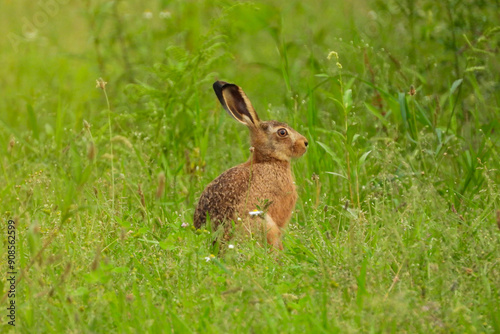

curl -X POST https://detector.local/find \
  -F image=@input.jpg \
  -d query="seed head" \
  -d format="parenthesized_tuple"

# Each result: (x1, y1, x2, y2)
(156, 172, 166, 199)
(96, 78, 107, 90)
(8, 137, 15, 153)
(327, 51, 339, 61)
(87, 142, 96, 161)
(409, 85, 416, 96)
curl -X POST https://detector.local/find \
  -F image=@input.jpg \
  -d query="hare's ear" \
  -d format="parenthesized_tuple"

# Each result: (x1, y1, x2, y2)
(213, 81, 260, 127)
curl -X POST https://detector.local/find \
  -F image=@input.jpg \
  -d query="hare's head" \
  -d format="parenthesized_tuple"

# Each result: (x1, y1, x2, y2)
(213, 81, 308, 163)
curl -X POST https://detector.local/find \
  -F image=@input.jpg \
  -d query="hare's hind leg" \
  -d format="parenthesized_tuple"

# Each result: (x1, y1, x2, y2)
(264, 215, 283, 250)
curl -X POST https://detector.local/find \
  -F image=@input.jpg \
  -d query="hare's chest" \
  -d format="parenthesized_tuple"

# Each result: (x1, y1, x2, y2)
(249, 165, 297, 227)
(251, 165, 295, 195)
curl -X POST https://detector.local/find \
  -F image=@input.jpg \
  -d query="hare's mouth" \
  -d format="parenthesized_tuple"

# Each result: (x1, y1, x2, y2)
(291, 149, 306, 159)
(292, 140, 308, 158)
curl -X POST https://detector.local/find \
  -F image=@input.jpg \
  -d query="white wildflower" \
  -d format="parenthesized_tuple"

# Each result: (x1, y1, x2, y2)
(249, 210, 263, 216)
(204, 254, 215, 262)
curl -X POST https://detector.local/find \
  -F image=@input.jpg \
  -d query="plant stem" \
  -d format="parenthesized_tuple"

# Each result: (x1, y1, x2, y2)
(338, 73, 354, 206)
(103, 86, 115, 217)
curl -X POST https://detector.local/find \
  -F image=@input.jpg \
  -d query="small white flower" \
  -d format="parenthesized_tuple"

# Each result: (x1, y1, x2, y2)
(204, 256, 211, 262)
(143, 10, 153, 19)
(249, 210, 263, 216)
(181, 222, 189, 228)
(237, 217, 242, 222)
(228, 244, 235, 249)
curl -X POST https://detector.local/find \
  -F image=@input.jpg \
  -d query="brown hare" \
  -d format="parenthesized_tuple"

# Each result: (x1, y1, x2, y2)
(194, 81, 308, 250)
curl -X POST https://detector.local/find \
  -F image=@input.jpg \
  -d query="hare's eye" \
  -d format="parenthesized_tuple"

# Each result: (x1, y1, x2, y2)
(277, 128, 288, 137)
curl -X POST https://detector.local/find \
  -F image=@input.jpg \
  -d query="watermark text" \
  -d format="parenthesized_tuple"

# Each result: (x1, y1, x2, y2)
(7, 220, 16, 327)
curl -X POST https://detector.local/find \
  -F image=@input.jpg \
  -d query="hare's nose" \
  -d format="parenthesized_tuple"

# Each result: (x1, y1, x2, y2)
(304, 141, 308, 147)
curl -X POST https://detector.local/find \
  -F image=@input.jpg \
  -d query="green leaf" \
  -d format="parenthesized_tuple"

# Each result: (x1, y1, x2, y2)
(159, 236, 179, 251)
(159, 240, 178, 251)
(111, 266, 130, 274)
(450, 79, 463, 95)
(358, 150, 372, 166)
(328, 96, 344, 110)
(364, 102, 389, 127)
(398, 92, 408, 126)
(352, 133, 360, 144)
(72, 287, 90, 297)
(316, 141, 336, 159)
(137, 227, 149, 235)
(414, 101, 433, 128)
(343, 88, 353, 110)
(346, 126, 357, 145)
(317, 141, 345, 170)
(325, 172, 347, 179)
(27, 104, 39, 140)
(78, 164, 93, 187)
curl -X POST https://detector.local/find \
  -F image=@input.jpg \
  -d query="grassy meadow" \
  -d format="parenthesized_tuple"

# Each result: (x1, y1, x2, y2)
(1, 0, 499, 332)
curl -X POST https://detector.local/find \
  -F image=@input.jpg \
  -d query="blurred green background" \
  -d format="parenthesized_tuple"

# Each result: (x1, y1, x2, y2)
(1, 0, 499, 332)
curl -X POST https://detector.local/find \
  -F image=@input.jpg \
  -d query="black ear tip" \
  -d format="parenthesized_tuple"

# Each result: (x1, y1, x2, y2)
(213, 81, 228, 92)
(213, 81, 228, 106)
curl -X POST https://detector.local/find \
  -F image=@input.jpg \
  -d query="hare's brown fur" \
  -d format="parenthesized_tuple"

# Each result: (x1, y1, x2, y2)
(194, 81, 308, 249)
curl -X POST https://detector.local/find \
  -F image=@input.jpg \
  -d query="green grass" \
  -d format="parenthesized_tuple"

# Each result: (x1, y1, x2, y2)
(1, 0, 499, 332)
